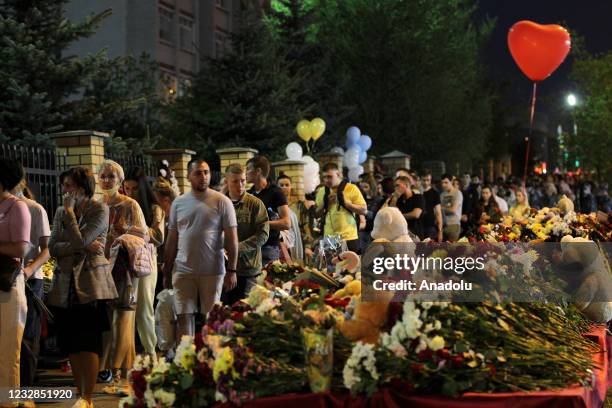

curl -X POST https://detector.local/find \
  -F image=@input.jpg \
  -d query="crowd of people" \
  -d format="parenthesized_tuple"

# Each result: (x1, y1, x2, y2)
(0, 154, 609, 408)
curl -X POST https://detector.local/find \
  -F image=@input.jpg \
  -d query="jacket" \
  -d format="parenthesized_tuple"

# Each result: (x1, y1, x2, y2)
(48, 200, 118, 307)
(108, 234, 154, 278)
(232, 192, 269, 277)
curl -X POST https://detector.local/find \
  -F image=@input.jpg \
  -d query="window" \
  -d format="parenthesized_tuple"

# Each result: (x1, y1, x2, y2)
(179, 16, 194, 52)
(159, 7, 174, 44)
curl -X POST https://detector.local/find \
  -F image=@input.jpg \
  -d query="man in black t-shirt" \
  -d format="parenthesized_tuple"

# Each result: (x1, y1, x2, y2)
(421, 171, 442, 241)
(394, 176, 425, 239)
(246, 155, 290, 265)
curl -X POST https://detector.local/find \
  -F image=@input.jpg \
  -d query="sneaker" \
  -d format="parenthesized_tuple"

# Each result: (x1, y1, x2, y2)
(97, 369, 112, 383)
(71, 398, 93, 408)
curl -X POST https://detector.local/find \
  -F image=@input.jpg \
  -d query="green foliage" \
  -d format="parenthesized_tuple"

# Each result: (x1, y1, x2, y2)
(168, 4, 312, 158)
(314, 0, 495, 167)
(0, 0, 110, 145)
(570, 52, 612, 181)
(66, 53, 167, 154)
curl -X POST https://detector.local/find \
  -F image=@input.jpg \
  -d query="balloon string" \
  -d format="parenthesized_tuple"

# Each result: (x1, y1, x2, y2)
(523, 82, 537, 183)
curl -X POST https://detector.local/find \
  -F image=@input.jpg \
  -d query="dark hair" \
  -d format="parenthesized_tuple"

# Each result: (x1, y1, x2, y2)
(67, 167, 96, 198)
(480, 184, 499, 208)
(422, 169, 433, 178)
(246, 155, 271, 178)
(277, 173, 291, 183)
(0, 159, 25, 192)
(395, 175, 411, 186)
(381, 177, 395, 196)
(125, 166, 159, 226)
(322, 162, 339, 172)
(440, 173, 452, 182)
(188, 159, 209, 175)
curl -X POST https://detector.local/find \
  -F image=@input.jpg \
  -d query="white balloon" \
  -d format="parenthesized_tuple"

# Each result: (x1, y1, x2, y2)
(348, 165, 364, 182)
(286, 142, 303, 160)
(301, 155, 315, 163)
(345, 146, 360, 169)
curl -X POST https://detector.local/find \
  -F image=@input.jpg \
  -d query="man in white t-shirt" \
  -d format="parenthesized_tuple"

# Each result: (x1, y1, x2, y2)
(163, 160, 239, 338)
(440, 174, 463, 241)
(11, 181, 50, 386)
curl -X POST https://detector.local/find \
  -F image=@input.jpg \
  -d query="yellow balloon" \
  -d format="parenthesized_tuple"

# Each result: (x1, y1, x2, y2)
(296, 119, 312, 141)
(310, 118, 326, 140)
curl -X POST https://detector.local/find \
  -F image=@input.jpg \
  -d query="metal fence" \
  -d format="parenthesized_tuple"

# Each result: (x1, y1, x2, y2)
(0, 144, 67, 219)
(104, 150, 159, 184)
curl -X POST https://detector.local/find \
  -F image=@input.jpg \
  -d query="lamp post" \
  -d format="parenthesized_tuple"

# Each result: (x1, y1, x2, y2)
(566, 93, 579, 170)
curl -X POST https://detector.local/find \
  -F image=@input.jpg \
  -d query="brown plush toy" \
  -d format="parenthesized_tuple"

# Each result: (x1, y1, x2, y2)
(338, 291, 394, 344)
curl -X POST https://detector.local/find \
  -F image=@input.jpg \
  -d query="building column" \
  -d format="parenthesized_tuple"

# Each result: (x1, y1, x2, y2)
(50, 130, 109, 196)
(148, 148, 196, 194)
(316, 152, 343, 173)
(216, 147, 259, 172)
(379, 151, 411, 177)
(272, 160, 305, 202)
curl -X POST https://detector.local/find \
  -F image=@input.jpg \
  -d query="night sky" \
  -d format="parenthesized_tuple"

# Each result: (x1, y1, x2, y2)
(476, 0, 612, 121)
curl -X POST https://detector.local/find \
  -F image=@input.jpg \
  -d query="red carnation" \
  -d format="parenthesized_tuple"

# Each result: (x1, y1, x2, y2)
(451, 355, 464, 368)
(410, 363, 424, 375)
(417, 349, 433, 361)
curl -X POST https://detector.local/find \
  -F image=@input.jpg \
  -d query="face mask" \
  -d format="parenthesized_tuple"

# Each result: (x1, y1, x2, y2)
(101, 185, 120, 197)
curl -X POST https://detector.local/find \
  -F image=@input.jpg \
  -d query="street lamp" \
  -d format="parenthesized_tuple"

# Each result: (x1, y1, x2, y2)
(567, 93, 577, 107)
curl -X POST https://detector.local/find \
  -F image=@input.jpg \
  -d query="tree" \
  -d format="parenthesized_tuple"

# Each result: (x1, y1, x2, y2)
(265, 0, 354, 150)
(66, 53, 168, 154)
(570, 52, 612, 181)
(0, 0, 110, 146)
(169, 4, 312, 158)
(315, 0, 494, 168)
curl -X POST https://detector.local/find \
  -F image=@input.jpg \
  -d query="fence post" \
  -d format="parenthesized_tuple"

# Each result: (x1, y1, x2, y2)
(272, 160, 306, 202)
(316, 151, 343, 173)
(215, 147, 259, 172)
(50, 130, 109, 196)
(147, 149, 196, 194)
(379, 150, 411, 176)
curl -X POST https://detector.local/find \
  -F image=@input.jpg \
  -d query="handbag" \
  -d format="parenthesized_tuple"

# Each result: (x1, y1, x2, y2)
(0, 199, 22, 292)
(0, 253, 21, 292)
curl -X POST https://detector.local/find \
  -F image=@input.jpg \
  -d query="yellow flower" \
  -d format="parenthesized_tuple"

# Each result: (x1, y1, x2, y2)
(213, 347, 238, 382)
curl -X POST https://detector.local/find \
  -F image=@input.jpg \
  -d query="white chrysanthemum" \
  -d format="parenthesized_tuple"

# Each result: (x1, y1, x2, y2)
(245, 285, 272, 309)
(153, 389, 176, 407)
(215, 390, 228, 402)
(152, 358, 170, 374)
(144, 387, 156, 407)
(415, 336, 428, 353)
(255, 297, 280, 315)
(421, 301, 433, 310)
(133, 355, 143, 371)
(434, 320, 442, 330)
(343, 342, 379, 390)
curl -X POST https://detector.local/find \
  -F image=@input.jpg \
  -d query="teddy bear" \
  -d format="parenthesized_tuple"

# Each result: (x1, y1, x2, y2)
(557, 195, 575, 216)
(336, 208, 414, 344)
(337, 290, 395, 344)
(555, 235, 612, 322)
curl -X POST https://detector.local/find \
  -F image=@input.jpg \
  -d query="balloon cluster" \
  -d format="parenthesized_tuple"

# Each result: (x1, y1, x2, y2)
(285, 142, 321, 194)
(296, 118, 326, 153)
(343, 126, 372, 182)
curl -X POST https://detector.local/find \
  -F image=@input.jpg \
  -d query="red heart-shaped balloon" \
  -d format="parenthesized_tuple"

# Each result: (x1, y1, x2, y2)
(508, 20, 571, 82)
